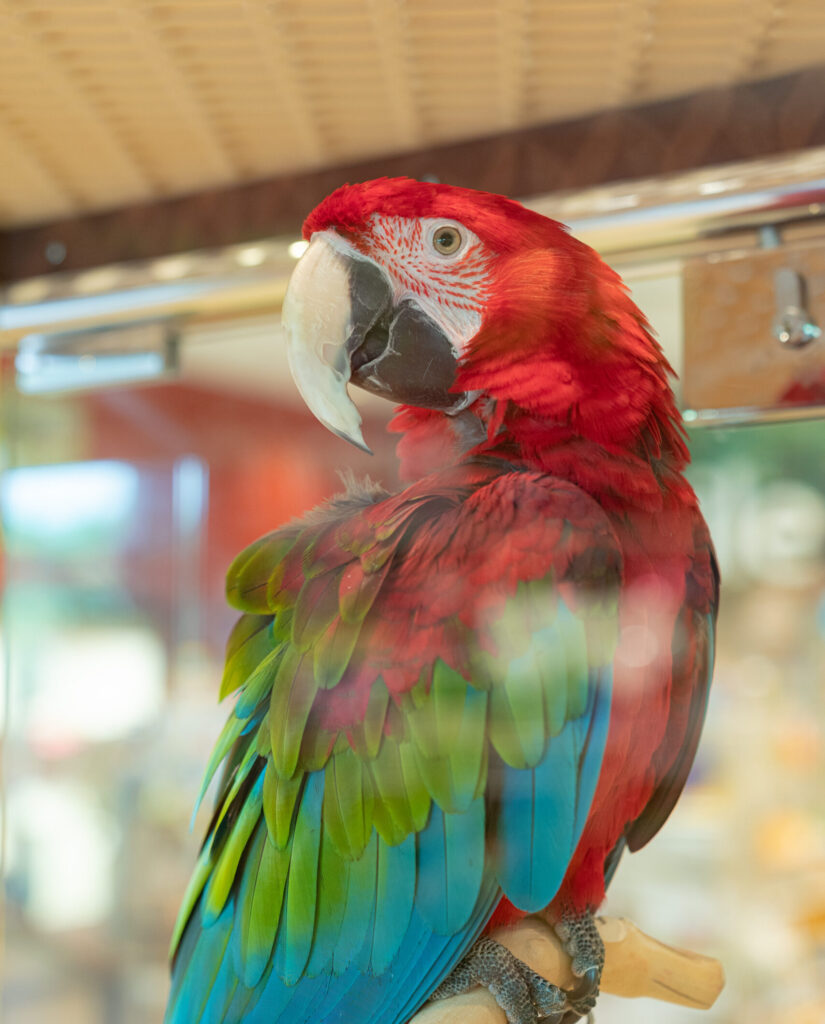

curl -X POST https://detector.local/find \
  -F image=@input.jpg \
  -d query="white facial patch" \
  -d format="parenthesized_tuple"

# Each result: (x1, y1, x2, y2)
(365, 214, 491, 355)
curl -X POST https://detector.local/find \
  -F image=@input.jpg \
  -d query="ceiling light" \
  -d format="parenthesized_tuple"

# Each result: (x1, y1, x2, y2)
(74, 267, 123, 294)
(236, 246, 267, 267)
(153, 256, 193, 281)
(698, 178, 743, 195)
(6, 278, 54, 305)
(596, 194, 639, 212)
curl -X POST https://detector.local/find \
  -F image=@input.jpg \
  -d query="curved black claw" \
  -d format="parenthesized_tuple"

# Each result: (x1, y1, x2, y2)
(558, 966, 600, 1021)
(554, 911, 605, 1020)
(430, 936, 567, 1024)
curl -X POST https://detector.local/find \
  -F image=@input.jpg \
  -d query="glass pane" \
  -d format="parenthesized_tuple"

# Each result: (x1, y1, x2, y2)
(600, 419, 825, 1023)
(2, 342, 824, 1023)
(0, 351, 395, 1023)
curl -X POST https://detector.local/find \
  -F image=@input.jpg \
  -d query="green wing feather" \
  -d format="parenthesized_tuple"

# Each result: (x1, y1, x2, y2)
(237, 825, 289, 987)
(281, 772, 324, 984)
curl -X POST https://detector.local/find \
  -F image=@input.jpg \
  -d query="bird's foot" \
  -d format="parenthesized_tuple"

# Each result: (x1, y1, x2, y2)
(429, 936, 567, 1023)
(553, 910, 604, 1021)
(429, 911, 603, 1024)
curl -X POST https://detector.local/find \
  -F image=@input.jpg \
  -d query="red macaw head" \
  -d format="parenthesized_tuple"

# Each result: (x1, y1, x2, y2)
(283, 178, 677, 454)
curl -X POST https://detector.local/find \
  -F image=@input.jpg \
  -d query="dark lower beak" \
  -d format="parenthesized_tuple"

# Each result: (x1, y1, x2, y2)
(350, 298, 462, 411)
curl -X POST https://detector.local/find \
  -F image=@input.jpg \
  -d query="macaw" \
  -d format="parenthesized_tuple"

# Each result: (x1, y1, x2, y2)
(165, 178, 719, 1024)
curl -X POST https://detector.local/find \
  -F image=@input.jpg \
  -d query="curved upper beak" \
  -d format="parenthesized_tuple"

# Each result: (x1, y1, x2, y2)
(282, 230, 464, 451)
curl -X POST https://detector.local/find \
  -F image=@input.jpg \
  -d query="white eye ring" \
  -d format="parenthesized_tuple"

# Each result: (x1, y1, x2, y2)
(430, 223, 464, 257)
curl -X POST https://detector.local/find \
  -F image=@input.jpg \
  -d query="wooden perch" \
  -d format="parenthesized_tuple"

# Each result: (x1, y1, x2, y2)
(410, 916, 725, 1024)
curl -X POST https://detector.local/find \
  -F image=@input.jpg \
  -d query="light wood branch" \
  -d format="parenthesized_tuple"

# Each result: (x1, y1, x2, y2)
(410, 916, 725, 1024)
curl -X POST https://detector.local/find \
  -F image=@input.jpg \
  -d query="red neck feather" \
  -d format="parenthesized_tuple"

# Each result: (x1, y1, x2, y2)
(392, 246, 690, 514)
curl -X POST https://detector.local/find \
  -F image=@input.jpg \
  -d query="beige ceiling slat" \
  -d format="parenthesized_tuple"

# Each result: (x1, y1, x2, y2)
(608, 0, 661, 106)
(495, 0, 527, 128)
(146, 3, 240, 24)
(762, 2, 825, 75)
(407, 0, 497, 9)
(272, 2, 371, 25)
(415, 52, 499, 70)
(529, 50, 625, 67)
(654, 10, 756, 27)
(301, 71, 388, 91)
(406, 4, 498, 23)
(0, 117, 79, 226)
(415, 66, 504, 84)
(768, 50, 825, 78)
(407, 27, 499, 43)
(530, 31, 620, 46)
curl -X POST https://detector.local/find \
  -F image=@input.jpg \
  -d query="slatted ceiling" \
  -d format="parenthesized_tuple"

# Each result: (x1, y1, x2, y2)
(2, 1, 825, 230)
(773, 18, 825, 72)
(0, 121, 70, 217)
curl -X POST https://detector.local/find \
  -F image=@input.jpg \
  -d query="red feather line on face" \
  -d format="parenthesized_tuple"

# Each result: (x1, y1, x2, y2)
(358, 214, 493, 323)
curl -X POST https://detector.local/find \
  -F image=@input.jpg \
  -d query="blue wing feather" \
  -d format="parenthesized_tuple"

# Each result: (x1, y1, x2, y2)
(416, 798, 486, 934)
(493, 664, 611, 911)
(371, 832, 417, 973)
(571, 667, 613, 840)
(201, 936, 240, 1024)
(167, 901, 234, 1024)
(332, 830, 377, 974)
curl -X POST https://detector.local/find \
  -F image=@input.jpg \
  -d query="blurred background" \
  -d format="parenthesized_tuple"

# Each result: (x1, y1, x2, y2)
(1, 3, 825, 1023)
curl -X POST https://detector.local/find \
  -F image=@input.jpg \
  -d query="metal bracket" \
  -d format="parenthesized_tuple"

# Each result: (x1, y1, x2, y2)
(773, 268, 821, 349)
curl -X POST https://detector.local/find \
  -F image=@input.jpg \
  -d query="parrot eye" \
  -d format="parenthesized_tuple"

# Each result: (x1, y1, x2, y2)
(431, 225, 463, 256)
